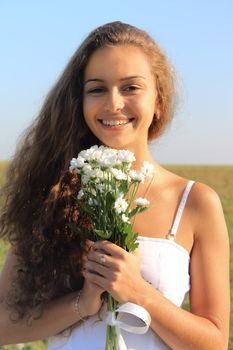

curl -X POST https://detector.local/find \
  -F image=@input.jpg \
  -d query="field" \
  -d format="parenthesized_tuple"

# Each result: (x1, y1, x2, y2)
(0, 161, 232, 349)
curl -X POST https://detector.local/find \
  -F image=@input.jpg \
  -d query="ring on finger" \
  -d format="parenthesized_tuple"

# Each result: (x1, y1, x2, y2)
(99, 254, 106, 265)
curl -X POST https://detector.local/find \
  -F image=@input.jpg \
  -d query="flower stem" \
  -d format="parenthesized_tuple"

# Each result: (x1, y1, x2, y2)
(127, 182, 140, 210)
(105, 294, 118, 350)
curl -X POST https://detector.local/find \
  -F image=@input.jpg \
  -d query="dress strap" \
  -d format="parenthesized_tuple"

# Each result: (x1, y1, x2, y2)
(168, 180, 195, 240)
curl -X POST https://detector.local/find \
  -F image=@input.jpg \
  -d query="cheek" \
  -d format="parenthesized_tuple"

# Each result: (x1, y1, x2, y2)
(135, 100, 155, 123)
(144, 95, 157, 124)
(83, 96, 90, 116)
(83, 97, 95, 124)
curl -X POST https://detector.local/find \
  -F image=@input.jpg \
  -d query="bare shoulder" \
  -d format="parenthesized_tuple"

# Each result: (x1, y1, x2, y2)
(191, 180, 219, 198)
(189, 181, 223, 214)
(162, 168, 222, 210)
(164, 167, 223, 209)
(188, 181, 228, 246)
(189, 181, 222, 210)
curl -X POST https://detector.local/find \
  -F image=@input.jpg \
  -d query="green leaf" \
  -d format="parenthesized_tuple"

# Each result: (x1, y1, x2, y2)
(94, 229, 112, 239)
(127, 241, 139, 252)
(125, 231, 138, 245)
(119, 181, 129, 193)
(128, 207, 140, 218)
(137, 206, 149, 214)
(122, 223, 133, 235)
(123, 226, 139, 252)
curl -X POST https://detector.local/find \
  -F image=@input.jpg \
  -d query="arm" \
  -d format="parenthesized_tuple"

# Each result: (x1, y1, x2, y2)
(0, 248, 104, 345)
(146, 184, 230, 349)
(85, 183, 230, 350)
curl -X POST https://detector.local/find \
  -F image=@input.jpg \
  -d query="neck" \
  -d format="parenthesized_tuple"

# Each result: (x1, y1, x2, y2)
(127, 144, 165, 190)
(130, 147, 157, 171)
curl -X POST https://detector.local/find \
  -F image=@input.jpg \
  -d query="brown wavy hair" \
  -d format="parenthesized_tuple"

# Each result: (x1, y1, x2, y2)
(0, 21, 175, 320)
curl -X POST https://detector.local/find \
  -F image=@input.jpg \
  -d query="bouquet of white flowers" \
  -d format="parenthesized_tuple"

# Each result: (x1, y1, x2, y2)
(69, 145, 155, 350)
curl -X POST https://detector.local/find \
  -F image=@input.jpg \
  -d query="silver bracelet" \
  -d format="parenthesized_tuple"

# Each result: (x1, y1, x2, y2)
(73, 289, 85, 321)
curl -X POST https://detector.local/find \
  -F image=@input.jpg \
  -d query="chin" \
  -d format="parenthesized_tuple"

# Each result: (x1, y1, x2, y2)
(97, 137, 132, 150)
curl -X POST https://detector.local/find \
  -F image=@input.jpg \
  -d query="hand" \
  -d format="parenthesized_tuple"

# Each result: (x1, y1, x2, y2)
(80, 276, 105, 317)
(80, 240, 106, 317)
(83, 240, 145, 304)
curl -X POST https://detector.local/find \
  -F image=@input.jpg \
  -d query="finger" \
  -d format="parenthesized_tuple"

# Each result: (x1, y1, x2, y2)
(85, 260, 110, 278)
(83, 277, 105, 294)
(87, 250, 114, 267)
(88, 249, 121, 270)
(84, 269, 108, 289)
(93, 240, 125, 258)
(85, 240, 95, 253)
(131, 247, 141, 257)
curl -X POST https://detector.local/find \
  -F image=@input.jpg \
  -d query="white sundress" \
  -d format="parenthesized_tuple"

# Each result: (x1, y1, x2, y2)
(48, 180, 195, 350)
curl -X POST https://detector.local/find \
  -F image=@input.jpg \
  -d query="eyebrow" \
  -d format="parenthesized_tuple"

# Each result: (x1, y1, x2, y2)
(84, 75, 146, 85)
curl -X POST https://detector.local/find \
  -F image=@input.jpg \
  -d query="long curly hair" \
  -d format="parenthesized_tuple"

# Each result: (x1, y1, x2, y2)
(0, 21, 175, 320)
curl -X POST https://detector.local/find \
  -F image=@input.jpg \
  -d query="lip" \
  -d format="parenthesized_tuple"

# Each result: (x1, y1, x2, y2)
(97, 116, 133, 122)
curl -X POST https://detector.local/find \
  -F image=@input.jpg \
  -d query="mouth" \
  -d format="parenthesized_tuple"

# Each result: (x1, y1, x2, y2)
(97, 118, 135, 128)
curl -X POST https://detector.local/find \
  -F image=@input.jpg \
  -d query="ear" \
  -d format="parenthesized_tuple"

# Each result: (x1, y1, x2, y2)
(154, 101, 161, 120)
(155, 113, 160, 121)
(154, 110, 160, 121)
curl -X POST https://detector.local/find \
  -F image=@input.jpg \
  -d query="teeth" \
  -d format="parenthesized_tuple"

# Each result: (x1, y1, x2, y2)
(101, 120, 130, 126)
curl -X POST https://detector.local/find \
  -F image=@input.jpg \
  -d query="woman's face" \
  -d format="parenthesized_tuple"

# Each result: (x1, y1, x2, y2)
(83, 45, 158, 151)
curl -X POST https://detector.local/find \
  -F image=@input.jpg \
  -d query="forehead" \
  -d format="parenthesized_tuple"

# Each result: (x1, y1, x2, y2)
(84, 45, 153, 80)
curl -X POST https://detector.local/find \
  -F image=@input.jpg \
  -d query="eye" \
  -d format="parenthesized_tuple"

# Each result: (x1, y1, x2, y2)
(124, 85, 140, 92)
(86, 87, 106, 94)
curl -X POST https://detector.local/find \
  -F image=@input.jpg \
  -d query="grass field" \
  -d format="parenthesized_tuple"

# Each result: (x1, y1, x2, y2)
(0, 161, 232, 349)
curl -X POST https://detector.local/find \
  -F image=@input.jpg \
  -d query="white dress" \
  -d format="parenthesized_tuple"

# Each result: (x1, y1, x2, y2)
(48, 181, 194, 350)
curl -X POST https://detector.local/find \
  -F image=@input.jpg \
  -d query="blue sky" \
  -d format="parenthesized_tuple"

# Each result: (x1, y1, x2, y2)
(0, 0, 232, 164)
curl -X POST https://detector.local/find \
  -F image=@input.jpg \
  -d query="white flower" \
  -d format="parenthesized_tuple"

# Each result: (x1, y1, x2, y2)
(79, 145, 101, 161)
(141, 161, 156, 178)
(114, 194, 128, 214)
(122, 213, 130, 223)
(99, 157, 115, 168)
(89, 169, 104, 179)
(81, 168, 103, 182)
(82, 174, 91, 184)
(77, 189, 84, 200)
(128, 170, 145, 183)
(98, 149, 118, 167)
(77, 146, 136, 169)
(96, 183, 105, 193)
(117, 150, 136, 164)
(135, 197, 150, 206)
(111, 168, 128, 181)
(82, 164, 92, 173)
(90, 149, 103, 161)
(69, 157, 85, 170)
(102, 147, 118, 156)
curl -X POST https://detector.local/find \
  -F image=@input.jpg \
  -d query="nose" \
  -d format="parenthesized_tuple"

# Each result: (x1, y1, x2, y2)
(104, 89, 125, 112)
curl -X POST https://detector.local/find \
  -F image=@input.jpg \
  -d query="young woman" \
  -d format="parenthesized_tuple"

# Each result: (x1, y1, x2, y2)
(0, 21, 230, 350)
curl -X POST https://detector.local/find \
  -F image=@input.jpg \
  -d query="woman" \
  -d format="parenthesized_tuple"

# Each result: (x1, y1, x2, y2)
(0, 21, 230, 349)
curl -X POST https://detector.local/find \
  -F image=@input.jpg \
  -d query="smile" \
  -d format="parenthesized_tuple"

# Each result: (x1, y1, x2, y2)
(98, 118, 134, 127)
